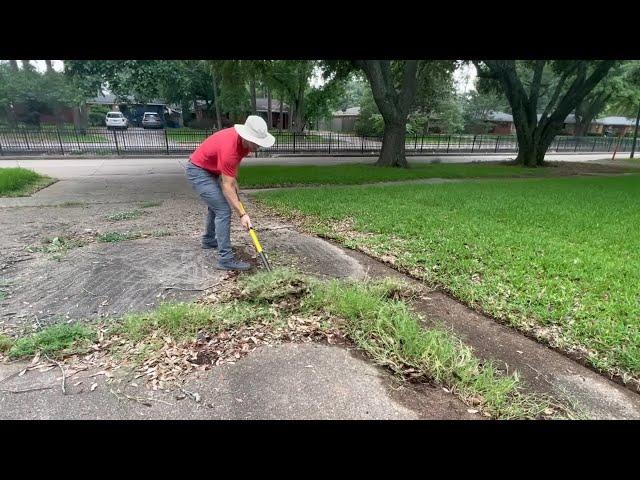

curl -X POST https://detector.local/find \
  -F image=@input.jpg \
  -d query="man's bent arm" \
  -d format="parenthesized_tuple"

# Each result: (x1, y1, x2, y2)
(220, 174, 245, 218)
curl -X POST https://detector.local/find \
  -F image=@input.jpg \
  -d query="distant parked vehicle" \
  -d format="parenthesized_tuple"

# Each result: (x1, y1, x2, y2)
(142, 112, 163, 129)
(105, 111, 128, 130)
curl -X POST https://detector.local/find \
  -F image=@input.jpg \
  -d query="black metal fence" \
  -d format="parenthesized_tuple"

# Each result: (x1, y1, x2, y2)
(0, 126, 636, 156)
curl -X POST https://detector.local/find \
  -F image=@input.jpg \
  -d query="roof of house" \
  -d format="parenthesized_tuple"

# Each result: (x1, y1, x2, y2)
(482, 111, 640, 127)
(87, 93, 118, 105)
(484, 111, 513, 122)
(194, 98, 289, 112)
(596, 116, 638, 126)
(332, 107, 361, 117)
(87, 93, 167, 106)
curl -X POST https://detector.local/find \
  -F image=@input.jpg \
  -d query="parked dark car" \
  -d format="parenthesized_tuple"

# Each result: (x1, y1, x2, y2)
(142, 112, 163, 129)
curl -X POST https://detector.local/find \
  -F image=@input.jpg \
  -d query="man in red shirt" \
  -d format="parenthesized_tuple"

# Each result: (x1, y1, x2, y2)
(186, 115, 275, 270)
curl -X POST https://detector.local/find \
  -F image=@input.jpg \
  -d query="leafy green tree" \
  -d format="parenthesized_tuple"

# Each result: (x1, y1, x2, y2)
(475, 60, 615, 166)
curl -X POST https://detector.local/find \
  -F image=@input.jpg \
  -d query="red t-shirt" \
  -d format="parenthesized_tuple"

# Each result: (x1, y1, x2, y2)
(189, 127, 250, 178)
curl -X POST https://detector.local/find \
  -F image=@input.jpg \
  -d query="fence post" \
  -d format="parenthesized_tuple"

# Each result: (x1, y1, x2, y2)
(420, 134, 424, 153)
(471, 135, 476, 153)
(446, 135, 451, 153)
(0, 132, 3, 156)
(574, 137, 579, 152)
(113, 129, 120, 155)
(477, 135, 482, 151)
(164, 129, 169, 154)
(23, 127, 30, 150)
(591, 137, 596, 152)
(414, 134, 418, 151)
(361, 135, 364, 154)
(495, 136, 500, 153)
(56, 127, 64, 154)
(293, 132, 296, 153)
(328, 132, 331, 154)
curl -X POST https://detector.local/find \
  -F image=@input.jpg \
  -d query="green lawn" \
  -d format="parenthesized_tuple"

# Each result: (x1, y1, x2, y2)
(238, 163, 553, 188)
(0, 167, 55, 196)
(165, 128, 326, 145)
(270, 132, 326, 144)
(166, 128, 210, 143)
(63, 132, 109, 143)
(4, 130, 109, 144)
(254, 174, 640, 381)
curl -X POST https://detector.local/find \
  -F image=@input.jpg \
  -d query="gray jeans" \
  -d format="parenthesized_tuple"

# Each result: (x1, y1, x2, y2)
(185, 161, 234, 261)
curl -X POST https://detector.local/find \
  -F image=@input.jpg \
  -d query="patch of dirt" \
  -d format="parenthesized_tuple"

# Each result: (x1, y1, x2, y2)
(541, 161, 638, 176)
(0, 199, 257, 335)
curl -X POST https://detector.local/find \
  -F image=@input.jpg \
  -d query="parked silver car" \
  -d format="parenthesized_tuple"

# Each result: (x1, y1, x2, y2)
(142, 112, 163, 129)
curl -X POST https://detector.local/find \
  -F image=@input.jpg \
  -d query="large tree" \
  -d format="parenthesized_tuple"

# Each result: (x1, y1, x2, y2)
(267, 60, 315, 132)
(356, 60, 419, 167)
(325, 60, 457, 167)
(474, 60, 615, 166)
(1, 63, 84, 126)
(305, 75, 347, 130)
(409, 61, 460, 134)
(571, 62, 640, 136)
(601, 61, 640, 117)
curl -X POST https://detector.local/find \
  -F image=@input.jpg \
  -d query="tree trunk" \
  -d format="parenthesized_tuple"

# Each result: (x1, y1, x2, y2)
(73, 104, 89, 130)
(21, 60, 33, 71)
(574, 120, 590, 137)
(181, 100, 190, 125)
(514, 125, 558, 166)
(574, 93, 609, 137)
(250, 77, 257, 115)
(358, 60, 419, 169)
(377, 123, 409, 167)
(289, 97, 295, 132)
(294, 105, 304, 133)
(514, 137, 543, 166)
(574, 99, 592, 136)
(294, 81, 305, 133)
(267, 88, 273, 129)
(212, 73, 222, 130)
(9, 60, 18, 71)
(45, 60, 53, 73)
(6, 104, 17, 127)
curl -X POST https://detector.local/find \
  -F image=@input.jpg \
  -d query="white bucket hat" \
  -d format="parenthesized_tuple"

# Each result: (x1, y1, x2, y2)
(234, 115, 276, 148)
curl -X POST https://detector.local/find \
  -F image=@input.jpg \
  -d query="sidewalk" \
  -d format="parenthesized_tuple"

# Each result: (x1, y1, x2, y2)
(1, 153, 637, 181)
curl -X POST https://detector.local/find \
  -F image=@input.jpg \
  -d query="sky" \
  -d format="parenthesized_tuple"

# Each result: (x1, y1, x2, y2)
(310, 61, 477, 93)
(1, 60, 65, 72)
(453, 62, 477, 94)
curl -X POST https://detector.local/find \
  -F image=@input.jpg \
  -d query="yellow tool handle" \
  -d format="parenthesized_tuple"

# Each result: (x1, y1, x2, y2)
(238, 201, 263, 252)
(249, 229, 263, 253)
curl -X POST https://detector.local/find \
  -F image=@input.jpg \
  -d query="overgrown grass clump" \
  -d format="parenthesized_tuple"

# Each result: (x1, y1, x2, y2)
(8, 323, 96, 359)
(0, 167, 55, 196)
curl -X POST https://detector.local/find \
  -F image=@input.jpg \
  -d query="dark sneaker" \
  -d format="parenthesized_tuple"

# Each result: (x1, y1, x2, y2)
(215, 259, 252, 271)
(202, 242, 218, 250)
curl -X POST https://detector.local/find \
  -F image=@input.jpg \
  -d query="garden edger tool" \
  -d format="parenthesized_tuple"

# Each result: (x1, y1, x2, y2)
(239, 201, 272, 272)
